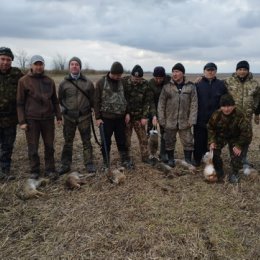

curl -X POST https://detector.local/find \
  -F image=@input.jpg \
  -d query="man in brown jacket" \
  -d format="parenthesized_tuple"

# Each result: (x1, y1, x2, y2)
(158, 63, 198, 167)
(17, 55, 62, 179)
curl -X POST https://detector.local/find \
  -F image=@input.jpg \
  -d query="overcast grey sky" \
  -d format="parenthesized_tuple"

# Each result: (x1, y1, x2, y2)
(2, 0, 260, 72)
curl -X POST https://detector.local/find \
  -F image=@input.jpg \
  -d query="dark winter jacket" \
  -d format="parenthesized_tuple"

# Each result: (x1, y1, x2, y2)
(17, 70, 61, 124)
(195, 77, 227, 128)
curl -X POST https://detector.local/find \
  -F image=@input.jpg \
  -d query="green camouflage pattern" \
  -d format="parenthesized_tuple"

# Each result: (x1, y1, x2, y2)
(0, 67, 23, 127)
(208, 108, 252, 150)
(100, 77, 127, 115)
(225, 72, 260, 120)
(123, 76, 155, 120)
(208, 108, 252, 175)
(126, 120, 149, 161)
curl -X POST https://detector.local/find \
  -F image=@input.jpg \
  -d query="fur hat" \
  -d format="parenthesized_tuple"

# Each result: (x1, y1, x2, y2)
(172, 63, 185, 74)
(131, 64, 143, 77)
(220, 94, 235, 106)
(236, 60, 249, 71)
(204, 62, 217, 70)
(30, 55, 45, 65)
(0, 47, 14, 60)
(110, 61, 124, 74)
(153, 66, 166, 77)
(69, 56, 82, 69)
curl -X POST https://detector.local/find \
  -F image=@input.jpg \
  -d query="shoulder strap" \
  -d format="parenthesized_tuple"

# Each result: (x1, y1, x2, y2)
(67, 79, 90, 100)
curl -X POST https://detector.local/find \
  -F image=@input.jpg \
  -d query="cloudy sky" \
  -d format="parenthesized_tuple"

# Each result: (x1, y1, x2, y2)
(2, 0, 260, 72)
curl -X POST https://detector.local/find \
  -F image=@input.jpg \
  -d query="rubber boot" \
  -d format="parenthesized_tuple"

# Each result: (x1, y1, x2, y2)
(120, 151, 134, 169)
(166, 150, 175, 168)
(184, 150, 193, 165)
(159, 138, 168, 163)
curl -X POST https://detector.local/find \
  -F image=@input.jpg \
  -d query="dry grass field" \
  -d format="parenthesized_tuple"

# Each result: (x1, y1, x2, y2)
(0, 73, 259, 260)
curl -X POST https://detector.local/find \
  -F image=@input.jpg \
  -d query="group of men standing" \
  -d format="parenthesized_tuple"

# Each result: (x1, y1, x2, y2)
(0, 46, 259, 183)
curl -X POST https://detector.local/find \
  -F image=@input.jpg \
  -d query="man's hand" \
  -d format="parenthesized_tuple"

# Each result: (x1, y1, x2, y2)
(56, 119, 63, 126)
(233, 146, 242, 156)
(254, 114, 259, 125)
(209, 143, 216, 150)
(96, 119, 103, 127)
(125, 114, 130, 124)
(140, 118, 147, 126)
(152, 116, 157, 126)
(20, 124, 28, 131)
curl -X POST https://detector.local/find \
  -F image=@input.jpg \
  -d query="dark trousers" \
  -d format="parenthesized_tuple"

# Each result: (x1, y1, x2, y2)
(25, 119, 55, 174)
(61, 117, 93, 167)
(101, 117, 128, 158)
(193, 126, 208, 163)
(213, 143, 244, 176)
(0, 126, 16, 171)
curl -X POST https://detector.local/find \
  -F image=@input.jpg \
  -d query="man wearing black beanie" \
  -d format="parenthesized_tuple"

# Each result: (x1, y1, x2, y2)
(225, 60, 260, 166)
(123, 64, 156, 165)
(94, 61, 133, 170)
(158, 63, 198, 167)
(147, 66, 171, 162)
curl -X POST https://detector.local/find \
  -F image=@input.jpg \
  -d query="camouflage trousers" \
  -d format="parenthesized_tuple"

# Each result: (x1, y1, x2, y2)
(126, 120, 149, 160)
(61, 117, 93, 167)
(0, 126, 16, 171)
(25, 119, 55, 174)
(164, 127, 194, 151)
(213, 142, 246, 175)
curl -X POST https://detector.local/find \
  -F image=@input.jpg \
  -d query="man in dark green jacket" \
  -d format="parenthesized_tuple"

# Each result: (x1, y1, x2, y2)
(0, 47, 23, 181)
(208, 94, 252, 183)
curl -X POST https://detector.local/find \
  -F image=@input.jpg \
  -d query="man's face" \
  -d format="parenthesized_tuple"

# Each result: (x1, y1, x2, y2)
(236, 68, 249, 78)
(31, 61, 45, 74)
(109, 73, 122, 81)
(0, 55, 12, 73)
(172, 70, 184, 83)
(154, 76, 164, 85)
(204, 69, 217, 79)
(131, 75, 142, 85)
(220, 105, 235, 115)
(69, 61, 81, 75)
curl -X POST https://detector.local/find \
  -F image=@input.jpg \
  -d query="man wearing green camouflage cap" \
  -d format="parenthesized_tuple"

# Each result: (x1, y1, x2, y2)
(0, 47, 24, 181)
(208, 94, 252, 183)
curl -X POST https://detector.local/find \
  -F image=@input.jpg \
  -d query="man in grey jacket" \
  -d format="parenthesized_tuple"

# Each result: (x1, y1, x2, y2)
(158, 63, 198, 167)
(58, 57, 96, 174)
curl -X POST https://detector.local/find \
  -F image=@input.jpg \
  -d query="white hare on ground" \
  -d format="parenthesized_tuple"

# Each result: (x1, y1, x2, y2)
(202, 150, 218, 182)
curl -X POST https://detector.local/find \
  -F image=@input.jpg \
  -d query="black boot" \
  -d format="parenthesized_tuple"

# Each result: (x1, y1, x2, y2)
(166, 150, 175, 168)
(159, 139, 168, 163)
(120, 151, 134, 169)
(184, 150, 193, 164)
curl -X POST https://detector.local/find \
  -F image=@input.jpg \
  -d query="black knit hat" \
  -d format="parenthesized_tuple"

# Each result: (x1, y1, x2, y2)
(172, 63, 185, 74)
(153, 66, 166, 77)
(110, 61, 124, 74)
(131, 64, 143, 77)
(236, 60, 249, 71)
(220, 94, 235, 106)
(69, 56, 82, 69)
(204, 62, 217, 70)
(0, 47, 14, 60)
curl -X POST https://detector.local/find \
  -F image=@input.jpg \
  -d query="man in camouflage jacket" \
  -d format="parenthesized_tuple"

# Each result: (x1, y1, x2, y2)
(224, 60, 260, 165)
(158, 63, 198, 167)
(123, 65, 156, 164)
(208, 94, 252, 183)
(94, 62, 132, 169)
(148, 66, 171, 162)
(0, 47, 23, 180)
